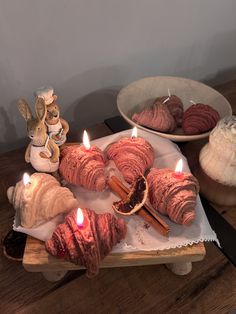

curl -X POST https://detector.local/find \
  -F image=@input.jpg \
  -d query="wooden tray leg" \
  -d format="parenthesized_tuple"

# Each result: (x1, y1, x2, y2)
(166, 262, 192, 275)
(42, 270, 67, 282)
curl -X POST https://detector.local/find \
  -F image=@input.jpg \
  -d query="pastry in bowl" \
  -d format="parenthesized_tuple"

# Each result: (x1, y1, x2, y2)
(132, 100, 176, 132)
(182, 103, 220, 135)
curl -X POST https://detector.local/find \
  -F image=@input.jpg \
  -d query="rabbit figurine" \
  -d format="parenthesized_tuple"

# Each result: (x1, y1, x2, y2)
(35, 86, 69, 146)
(45, 95, 69, 146)
(17, 97, 60, 173)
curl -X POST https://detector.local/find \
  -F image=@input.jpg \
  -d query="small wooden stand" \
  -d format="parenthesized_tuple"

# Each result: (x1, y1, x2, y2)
(23, 236, 205, 281)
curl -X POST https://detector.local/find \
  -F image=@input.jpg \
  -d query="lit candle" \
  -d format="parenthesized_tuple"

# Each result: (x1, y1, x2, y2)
(131, 126, 138, 138)
(83, 130, 91, 150)
(76, 207, 84, 228)
(23, 173, 31, 186)
(173, 159, 184, 179)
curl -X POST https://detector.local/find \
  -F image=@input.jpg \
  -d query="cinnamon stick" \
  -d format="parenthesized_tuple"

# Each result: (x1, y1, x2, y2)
(107, 177, 128, 200)
(108, 177, 169, 236)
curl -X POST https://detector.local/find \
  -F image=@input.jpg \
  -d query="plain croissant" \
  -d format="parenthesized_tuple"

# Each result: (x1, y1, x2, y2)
(7, 173, 79, 228)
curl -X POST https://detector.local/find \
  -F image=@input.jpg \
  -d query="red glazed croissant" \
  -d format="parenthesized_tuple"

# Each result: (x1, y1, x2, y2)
(182, 103, 220, 135)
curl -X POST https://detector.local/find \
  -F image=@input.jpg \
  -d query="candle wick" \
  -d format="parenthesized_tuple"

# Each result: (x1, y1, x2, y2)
(168, 88, 171, 98)
(163, 97, 170, 104)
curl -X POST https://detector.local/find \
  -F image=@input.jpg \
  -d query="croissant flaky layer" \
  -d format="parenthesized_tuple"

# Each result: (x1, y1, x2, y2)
(59, 145, 107, 191)
(132, 101, 176, 132)
(7, 173, 78, 228)
(106, 137, 154, 184)
(182, 104, 220, 135)
(45, 208, 127, 277)
(147, 168, 199, 225)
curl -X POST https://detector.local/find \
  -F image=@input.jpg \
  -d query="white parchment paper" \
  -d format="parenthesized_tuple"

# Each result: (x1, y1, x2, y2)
(14, 129, 219, 252)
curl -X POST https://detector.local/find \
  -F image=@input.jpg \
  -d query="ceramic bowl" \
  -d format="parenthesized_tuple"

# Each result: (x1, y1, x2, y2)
(117, 76, 232, 142)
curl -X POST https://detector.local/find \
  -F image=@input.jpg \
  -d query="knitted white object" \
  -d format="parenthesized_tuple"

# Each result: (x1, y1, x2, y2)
(200, 116, 236, 186)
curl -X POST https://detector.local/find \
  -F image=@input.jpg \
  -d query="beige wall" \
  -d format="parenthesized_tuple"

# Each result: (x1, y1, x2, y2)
(1, 0, 236, 152)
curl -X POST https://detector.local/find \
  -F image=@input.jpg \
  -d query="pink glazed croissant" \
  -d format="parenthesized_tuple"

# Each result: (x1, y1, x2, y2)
(132, 101, 176, 132)
(45, 208, 127, 277)
(59, 145, 107, 191)
(106, 137, 154, 183)
(147, 168, 199, 225)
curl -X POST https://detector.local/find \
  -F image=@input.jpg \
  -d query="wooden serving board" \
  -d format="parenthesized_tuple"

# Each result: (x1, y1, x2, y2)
(22, 126, 206, 281)
(23, 236, 205, 280)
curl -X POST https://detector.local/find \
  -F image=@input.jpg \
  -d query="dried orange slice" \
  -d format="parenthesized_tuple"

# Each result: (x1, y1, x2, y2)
(112, 176, 148, 216)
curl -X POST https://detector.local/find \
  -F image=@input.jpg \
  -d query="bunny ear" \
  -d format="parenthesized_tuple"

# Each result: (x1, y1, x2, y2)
(35, 97, 46, 121)
(17, 99, 33, 121)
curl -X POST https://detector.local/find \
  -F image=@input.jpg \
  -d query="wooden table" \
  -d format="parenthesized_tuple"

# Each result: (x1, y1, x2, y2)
(1, 80, 236, 313)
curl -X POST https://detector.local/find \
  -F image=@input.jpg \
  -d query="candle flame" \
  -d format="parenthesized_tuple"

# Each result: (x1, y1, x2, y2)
(175, 159, 183, 174)
(76, 208, 84, 226)
(83, 130, 91, 150)
(23, 173, 31, 186)
(131, 126, 138, 138)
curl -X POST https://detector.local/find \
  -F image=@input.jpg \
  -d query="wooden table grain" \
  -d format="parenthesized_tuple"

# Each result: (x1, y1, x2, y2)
(1, 82, 236, 313)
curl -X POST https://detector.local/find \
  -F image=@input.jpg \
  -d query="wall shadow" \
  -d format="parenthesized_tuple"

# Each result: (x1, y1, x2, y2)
(0, 106, 26, 153)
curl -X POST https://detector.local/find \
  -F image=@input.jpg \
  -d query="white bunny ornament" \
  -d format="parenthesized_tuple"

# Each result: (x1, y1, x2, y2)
(17, 97, 60, 173)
